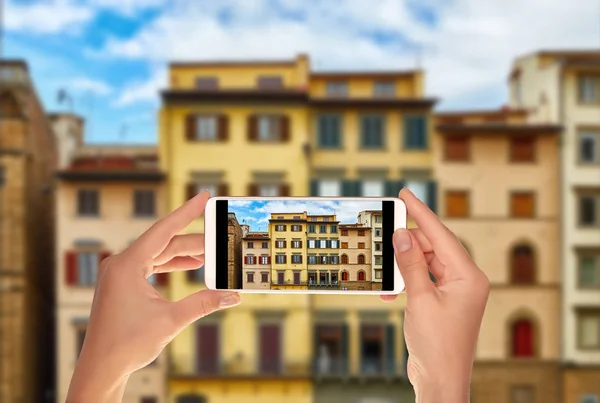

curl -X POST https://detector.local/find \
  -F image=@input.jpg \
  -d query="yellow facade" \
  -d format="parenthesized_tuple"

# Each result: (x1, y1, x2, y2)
(306, 214, 340, 289)
(269, 212, 308, 289)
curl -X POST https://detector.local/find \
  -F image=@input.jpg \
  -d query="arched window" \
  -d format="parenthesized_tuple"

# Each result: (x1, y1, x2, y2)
(358, 254, 365, 264)
(511, 319, 535, 357)
(341, 254, 348, 264)
(511, 244, 535, 284)
(358, 271, 366, 281)
(341, 271, 349, 281)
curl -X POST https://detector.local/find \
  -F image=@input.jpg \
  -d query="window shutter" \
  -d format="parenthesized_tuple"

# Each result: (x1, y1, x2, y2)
(248, 184, 258, 196)
(310, 180, 319, 196)
(280, 115, 290, 142)
(426, 181, 438, 212)
(268, 256, 271, 264)
(248, 115, 258, 141)
(418, 116, 427, 148)
(317, 116, 327, 147)
(65, 251, 78, 285)
(386, 324, 396, 374)
(279, 184, 290, 196)
(186, 183, 198, 200)
(218, 115, 229, 141)
(342, 180, 358, 197)
(217, 183, 229, 196)
(244, 256, 248, 264)
(283, 240, 287, 248)
(299, 240, 303, 248)
(385, 180, 400, 197)
(186, 114, 197, 141)
(156, 273, 168, 286)
(360, 116, 369, 147)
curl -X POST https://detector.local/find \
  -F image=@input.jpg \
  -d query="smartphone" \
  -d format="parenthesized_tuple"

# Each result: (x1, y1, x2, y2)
(204, 197, 406, 295)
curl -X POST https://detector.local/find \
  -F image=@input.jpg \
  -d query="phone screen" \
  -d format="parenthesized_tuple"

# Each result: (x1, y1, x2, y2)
(214, 199, 395, 292)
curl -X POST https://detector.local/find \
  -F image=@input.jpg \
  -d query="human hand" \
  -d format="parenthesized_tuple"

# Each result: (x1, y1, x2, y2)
(66, 191, 241, 403)
(382, 188, 490, 403)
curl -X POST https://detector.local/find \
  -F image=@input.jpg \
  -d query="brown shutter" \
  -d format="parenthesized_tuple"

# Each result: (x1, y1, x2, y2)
(268, 256, 271, 264)
(65, 251, 78, 285)
(218, 115, 229, 141)
(248, 184, 258, 196)
(217, 183, 229, 196)
(248, 115, 258, 141)
(280, 115, 290, 142)
(186, 114, 197, 141)
(299, 240, 303, 248)
(187, 183, 198, 200)
(279, 184, 290, 196)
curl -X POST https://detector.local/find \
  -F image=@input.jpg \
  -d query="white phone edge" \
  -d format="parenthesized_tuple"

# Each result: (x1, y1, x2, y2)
(203, 196, 406, 295)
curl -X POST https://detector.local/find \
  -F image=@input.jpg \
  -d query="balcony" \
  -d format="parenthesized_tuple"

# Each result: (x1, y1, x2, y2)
(313, 357, 349, 378)
(172, 358, 310, 378)
(308, 281, 340, 290)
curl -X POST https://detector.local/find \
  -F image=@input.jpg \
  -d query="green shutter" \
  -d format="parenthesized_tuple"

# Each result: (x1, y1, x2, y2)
(360, 116, 369, 148)
(332, 115, 340, 147)
(385, 180, 401, 197)
(426, 180, 438, 212)
(418, 116, 427, 148)
(341, 324, 349, 374)
(310, 179, 319, 196)
(342, 180, 358, 196)
(386, 324, 396, 374)
(376, 116, 384, 148)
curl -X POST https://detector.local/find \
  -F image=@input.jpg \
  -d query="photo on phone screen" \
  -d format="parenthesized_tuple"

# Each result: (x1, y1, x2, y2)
(214, 199, 396, 292)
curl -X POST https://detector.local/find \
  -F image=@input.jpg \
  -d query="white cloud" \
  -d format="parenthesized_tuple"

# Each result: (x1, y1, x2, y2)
(113, 67, 167, 107)
(90, 0, 166, 15)
(5, 0, 94, 34)
(70, 77, 113, 95)
(97, 0, 600, 110)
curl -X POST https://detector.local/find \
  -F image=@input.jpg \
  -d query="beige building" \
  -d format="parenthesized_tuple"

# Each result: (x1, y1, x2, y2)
(435, 108, 562, 403)
(509, 50, 600, 402)
(54, 115, 167, 403)
(306, 214, 340, 290)
(357, 210, 383, 287)
(241, 232, 271, 289)
(0, 60, 57, 403)
(339, 224, 372, 290)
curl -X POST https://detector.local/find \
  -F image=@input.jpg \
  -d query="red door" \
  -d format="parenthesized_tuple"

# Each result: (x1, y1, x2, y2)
(512, 320, 534, 357)
(197, 324, 219, 373)
(358, 271, 366, 281)
(259, 324, 281, 373)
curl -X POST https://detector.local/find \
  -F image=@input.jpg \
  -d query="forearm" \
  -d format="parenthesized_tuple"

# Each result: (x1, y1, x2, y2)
(66, 356, 130, 403)
(414, 379, 470, 403)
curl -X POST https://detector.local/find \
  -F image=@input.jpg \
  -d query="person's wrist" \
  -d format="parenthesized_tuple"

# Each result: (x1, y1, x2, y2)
(67, 352, 130, 403)
(414, 376, 470, 403)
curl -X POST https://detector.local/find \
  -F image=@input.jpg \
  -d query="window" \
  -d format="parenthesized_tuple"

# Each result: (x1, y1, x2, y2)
(511, 319, 534, 357)
(247, 272, 255, 283)
(292, 240, 302, 248)
(579, 253, 600, 288)
(373, 81, 395, 97)
(196, 76, 218, 90)
(261, 272, 269, 283)
(580, 130, 600, 164)
(276, 240, 286, 248)
(257, 75, 283, 89)
(320, 256, 328, 265)
(259, 323, 282, 373)
(244, 255, 256, 265)
(258, 184, 279, 197)
(196, 116, 217, 140)
(275, 255, 286, 264)
(262, 242, 268, 249)
(196, 323, 219, 374)
(77, 189, 99, 216)
(292, 255, 302, 264)
(341, 229, 348, 236)
(326, 81, 348, 97)
(195, 183, 217, 198)
(362, 180, 384, 197)
(308, 224, 316, 233)
(258, 116, 282, 141)
(579, 194, 599, 226)
(444, 136, 469, 161)
(308, 240, 316, 249)
(320, 271, 327, 282)
(511, 386, 535, 403)
(291, 225, 302, 232)
(358, 230, 365, 236)
(331, 271, 338, 283)
(133, 190, 155, 217)
(375, 215, 382, 223)
(308, 255, 317, 264)
(375, 257, 382, 265)
(375, 270, 382, 279)
(361, 115, 385, 149)
(78, 252, 99, 286)
(277, 272, 285, 284)
(330, 225, 337, 233)
(511, 244, 535, 284)
(317, 114, 342, 148)
(445, 191, 469, 217)
(578, 310, 600, 349)
(275, 225, 286, 232)
(341, 242, 348, 249)
(375, 229, 381, 237)
(358, 242, 365, 249)
(330, 240, 339, 248)
(293, 215, 301, 219)
(511, 192, 535, 218)
(330, 255, 339, 264)
(293, 272, 301, 284)
(375, 243, 382, 251)
(311, 217, 317, 221)
(320, 240, 327, 248)
(358, 271, 366, 281)
(578, 74, 600, 103)
(341, 271, 349, 280)
(318, 180, 341, 197)
(247, 242, 254, 249)
(510, 138, 536, 162)
(358, 254, 365, 264)
(341, 254, 349, 264)
(406, 180, 428, 203)
(308, 272, 317, 284)
(319, 225, 327, 234)
(260, 255, 269, 265)
(404, 116, 427, 149)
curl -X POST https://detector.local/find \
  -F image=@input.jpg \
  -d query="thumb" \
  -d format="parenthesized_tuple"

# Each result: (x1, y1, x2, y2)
(393, 229, 432, 295)
(171, 290, 240, 329)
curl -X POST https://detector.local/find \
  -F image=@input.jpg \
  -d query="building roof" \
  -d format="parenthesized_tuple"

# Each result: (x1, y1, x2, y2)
(242, 232, 270, 240)
(169, 55, 304, 68)
(310, 70, 421, 79)
(0, 59, 28, 70)
(56, 151, 163, 182)
(161, 89, 309, 104)
(309, 97, 437, 109)
(436, 107, 529, 119)
(340, 223, 370, 229)
(436, 123, 563, 136)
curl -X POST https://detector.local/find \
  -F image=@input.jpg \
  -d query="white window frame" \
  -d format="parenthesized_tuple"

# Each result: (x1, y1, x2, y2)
(197, 183, 217, 197)
(580, 75, 599, 103)
(258, 116, 280, 141)
(196, 116, 217, 140)
(319, 180, 341, 197)
(258, 184, 279, 197)
(78, 252, 99, 286)
(308, 239, 316, 249)
(320, 240, 327, 248)
(373, 81, 396, 97)
(330, 240, 339, 248)
(362, 180, 384, 197)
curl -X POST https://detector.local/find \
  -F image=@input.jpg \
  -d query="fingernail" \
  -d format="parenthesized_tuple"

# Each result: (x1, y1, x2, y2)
(394, 229, 412, 252)
(219, 293, 240, 308)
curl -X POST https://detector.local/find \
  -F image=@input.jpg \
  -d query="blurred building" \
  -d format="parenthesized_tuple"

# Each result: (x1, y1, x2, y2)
(0, 60, 57, 403)
(53, 114, 168, 403)
(509, 50, 600, 403)
(434, 108, 562, 403)
(159, 53, 436, 403)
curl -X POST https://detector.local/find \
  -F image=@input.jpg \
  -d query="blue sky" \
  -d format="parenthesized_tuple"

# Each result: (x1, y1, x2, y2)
(229, 200, 382, 232)
(4, 0, 599, 144)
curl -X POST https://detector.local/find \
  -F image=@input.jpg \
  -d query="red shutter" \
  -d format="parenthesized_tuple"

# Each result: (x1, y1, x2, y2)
(299, 240, 303, 248)
(65, 251, 78, 285)
(186, 114, 197, 141)
(186, 183, 198, 200)
(244, 256, 248, 264)
(259, 324, 281, 373)
(197, 324, 219, 374)
(268, 256, 271, 264)
(248, 184, 258, 196)
(156, 273, 169, 286)
(217, 183, 229, 196)
(280, 115, 290, 142)
(279, 184, 290, 196)
(248, 115, 258, 141)
(218, 115, 229, 141)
